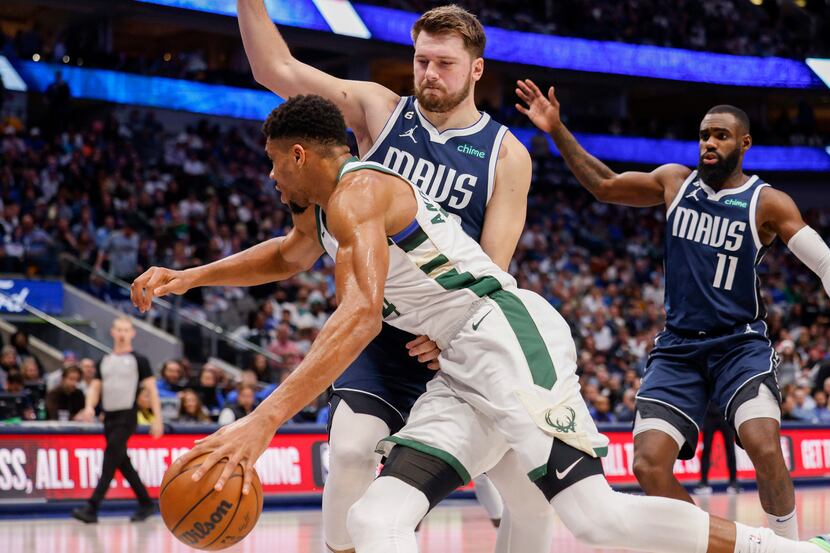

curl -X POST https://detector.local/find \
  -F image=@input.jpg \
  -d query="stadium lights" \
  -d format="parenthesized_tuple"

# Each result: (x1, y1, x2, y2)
(32, 53, 40, 62)
(163, 52, 172, 62)
(62, 55, 70, 64)
(750, 0, 763, 5)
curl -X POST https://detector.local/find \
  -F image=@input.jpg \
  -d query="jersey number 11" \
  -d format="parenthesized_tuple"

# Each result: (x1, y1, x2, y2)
(713, 253, 738, 291)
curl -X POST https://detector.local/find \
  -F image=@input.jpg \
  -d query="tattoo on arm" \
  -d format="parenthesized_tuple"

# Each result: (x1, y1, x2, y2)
(551, 126, 615, 193)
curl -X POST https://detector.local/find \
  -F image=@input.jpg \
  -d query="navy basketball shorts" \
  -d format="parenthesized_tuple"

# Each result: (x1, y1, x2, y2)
(635, 320, 781, 459)
(329, 322, 437, 434)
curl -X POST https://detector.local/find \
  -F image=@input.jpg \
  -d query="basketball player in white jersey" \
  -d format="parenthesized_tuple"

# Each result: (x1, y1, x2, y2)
(135, 95, 829, 553)
(209, 3, 551, 552)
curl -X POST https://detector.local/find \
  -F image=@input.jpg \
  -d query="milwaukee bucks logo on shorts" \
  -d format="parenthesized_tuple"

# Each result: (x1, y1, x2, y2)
(545, 406, 577, 433)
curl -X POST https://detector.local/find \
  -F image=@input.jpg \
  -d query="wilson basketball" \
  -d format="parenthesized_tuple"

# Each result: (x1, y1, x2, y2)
(159, 453, 263, 550)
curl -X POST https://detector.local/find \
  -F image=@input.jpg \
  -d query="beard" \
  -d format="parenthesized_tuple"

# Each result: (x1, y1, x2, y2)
(289, 201, 307, 214)
(414, 78, 472, 113)
(697, 147, 740, 188)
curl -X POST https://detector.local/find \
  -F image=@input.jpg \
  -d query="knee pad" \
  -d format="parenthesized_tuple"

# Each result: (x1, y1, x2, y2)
(347, 476, 429, 551)
(533, 439, 604, 502)
(379, 445, 463, 510)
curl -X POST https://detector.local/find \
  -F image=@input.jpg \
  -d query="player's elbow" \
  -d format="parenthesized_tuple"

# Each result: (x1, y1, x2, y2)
(251, 59, 295, 94)
(352, 305, 383, 341)
(591, 179, 615, 202)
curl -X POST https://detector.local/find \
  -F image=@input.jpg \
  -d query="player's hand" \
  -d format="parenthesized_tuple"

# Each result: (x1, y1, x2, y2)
(150, 419, 164, 439)
(130, 266, 194, 313)
(515, 79, 561, 134)
(173, 411, 274, 496)
(406, 335, 441, 370)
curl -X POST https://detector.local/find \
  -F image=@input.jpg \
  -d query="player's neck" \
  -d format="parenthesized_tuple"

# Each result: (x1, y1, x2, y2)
(708, 170, 750, 191)
(418, 96, 481, 132)
(112, 344, 132, 354)
(316, 151, 357, 210)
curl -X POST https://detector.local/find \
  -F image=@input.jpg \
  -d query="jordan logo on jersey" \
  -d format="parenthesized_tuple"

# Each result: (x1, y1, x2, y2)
(685, 187, 703, 201)
(381, 146, 478, 209)
(671, 206, 746, 251)
(399, 126, 418, 144)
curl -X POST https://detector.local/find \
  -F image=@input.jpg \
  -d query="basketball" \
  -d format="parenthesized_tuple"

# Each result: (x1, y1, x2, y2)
(159, 454, 263, 550)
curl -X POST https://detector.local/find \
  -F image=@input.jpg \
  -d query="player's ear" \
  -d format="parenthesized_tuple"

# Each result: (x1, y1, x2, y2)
(471, 57, 484, 82)
(292, 144, 306, 166)
(742, 133, 752, 153)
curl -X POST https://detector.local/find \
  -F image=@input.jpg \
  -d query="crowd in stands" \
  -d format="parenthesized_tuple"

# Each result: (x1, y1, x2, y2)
(1, 102, 829, 427)
(367, 0, 830, 59)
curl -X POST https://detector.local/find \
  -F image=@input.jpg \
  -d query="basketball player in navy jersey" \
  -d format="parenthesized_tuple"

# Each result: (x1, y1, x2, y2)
(517, 78, 830, 540)
(225, 4, 552, 552)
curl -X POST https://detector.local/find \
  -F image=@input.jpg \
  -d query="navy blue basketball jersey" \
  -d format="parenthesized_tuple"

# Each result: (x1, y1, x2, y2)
(363, 96, 508, 241)
(664, 171, 770, 333)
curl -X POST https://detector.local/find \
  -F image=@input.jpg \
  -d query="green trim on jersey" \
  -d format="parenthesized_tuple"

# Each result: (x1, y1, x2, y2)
(809, 537, 830, 552)
(383, 436, 472, 484)
(313, 206, 325, 249)
(338, 158, 401, 181)
(435, 270, 502, 297)
(490, 290, 557, 390)
(419, 254, 450, 275)
(396, 226, 429, 252)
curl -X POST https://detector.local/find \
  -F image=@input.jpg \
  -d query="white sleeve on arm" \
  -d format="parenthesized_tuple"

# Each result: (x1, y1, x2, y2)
(787, 225, 830, 296)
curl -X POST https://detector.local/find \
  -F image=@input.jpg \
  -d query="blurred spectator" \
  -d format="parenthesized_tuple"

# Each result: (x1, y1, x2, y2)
(157, 359, 185, 398)
(217, 383, 257, 425)
(224, 369, 276, 404)
(3, 371, 35, 420)
(95, 219, 140, 282)
(0, 345, 18, 374)
(776, 339, 800, 387)
(194, 364, 225, 418)
(614, 389, 637, 423)
(176, 388, 211, 423)
(21, 356, 46, 414)
(45, 365, 85, 421)
(45, 71, 71, 134)
(78, 357, 98, 394)
(269, 321, 302, 373)
(10, 331, 42, 374)
(807, 390, 830, 424)
(136, 385, 155, 425)
(791, 385, 816, 420)
(247, 353, 277, 384)
(590, 395, 616, 423)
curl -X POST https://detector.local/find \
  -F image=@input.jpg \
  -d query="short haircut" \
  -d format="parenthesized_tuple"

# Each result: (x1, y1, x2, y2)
(261, 95, 348, 148)
(706, 105, 750, 134)
(62, 365, 82, 380)
(412, 4, 486, 58)
(112, 315, 133, 328)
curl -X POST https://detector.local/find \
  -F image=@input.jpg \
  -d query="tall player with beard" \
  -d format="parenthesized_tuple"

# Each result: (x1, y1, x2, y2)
(231, 3, 553, 553)
(517, 79, 830, 540)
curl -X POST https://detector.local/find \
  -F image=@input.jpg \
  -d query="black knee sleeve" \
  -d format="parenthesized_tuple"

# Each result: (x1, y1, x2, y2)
(379, 445, 463, 510)
(533, 439, 605, 502)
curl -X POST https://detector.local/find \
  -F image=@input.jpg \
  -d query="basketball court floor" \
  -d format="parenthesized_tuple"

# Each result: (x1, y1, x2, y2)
(1, 487, 829, 552)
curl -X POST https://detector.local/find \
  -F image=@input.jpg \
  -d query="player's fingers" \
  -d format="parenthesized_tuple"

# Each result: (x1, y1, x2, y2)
(154, 280, 175, 298)
(524, 79, 543, 96)
(405, 335, 429, 350)
(241, 460, 254, 496)
(515, 88, 532, 105)
(548, 86, 558, 104)
(408, 339, 437, 356)
(516, 81, 533, 99)
(172, 444, 204, 472)
(515, 103, 528, 115)
(130, 270, 153, 310)
(214, 453, 241, 492)
(427, 361, 440, 370)
(192, 449, 225, 482)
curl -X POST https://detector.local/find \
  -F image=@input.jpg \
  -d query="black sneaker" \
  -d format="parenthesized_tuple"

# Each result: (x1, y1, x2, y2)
(130, 503, 157, 522)
(72, 504, 98, 524)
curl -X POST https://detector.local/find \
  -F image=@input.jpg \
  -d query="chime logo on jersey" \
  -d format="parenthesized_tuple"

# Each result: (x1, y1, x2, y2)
(671, 206, 746, 251)
(381, 146, 478, 209)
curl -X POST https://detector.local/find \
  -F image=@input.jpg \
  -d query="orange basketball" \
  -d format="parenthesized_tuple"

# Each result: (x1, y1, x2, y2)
(159, 453, 263, 550)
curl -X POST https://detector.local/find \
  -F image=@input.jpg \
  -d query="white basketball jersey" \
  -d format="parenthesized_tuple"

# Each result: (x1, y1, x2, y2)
(315, 159, 517, 347)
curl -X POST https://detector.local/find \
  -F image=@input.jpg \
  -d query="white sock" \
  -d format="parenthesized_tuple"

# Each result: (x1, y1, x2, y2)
(733, 522, 820, 553)
(765, 509, 799, 540)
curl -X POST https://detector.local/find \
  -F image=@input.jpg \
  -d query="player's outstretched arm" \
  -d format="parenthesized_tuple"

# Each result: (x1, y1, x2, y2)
(758, 188, 830, 296)
(237, 0, 397, 140)
(480, 131, 531, 270)
(173, 176, 390, 495)
(515, 78, 689, 207)
(130, 209, 323, 312)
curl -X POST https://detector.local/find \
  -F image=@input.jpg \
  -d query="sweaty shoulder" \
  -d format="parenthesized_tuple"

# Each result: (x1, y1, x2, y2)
(657, 163, 694, 205)
(327, 169, 406, 238)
